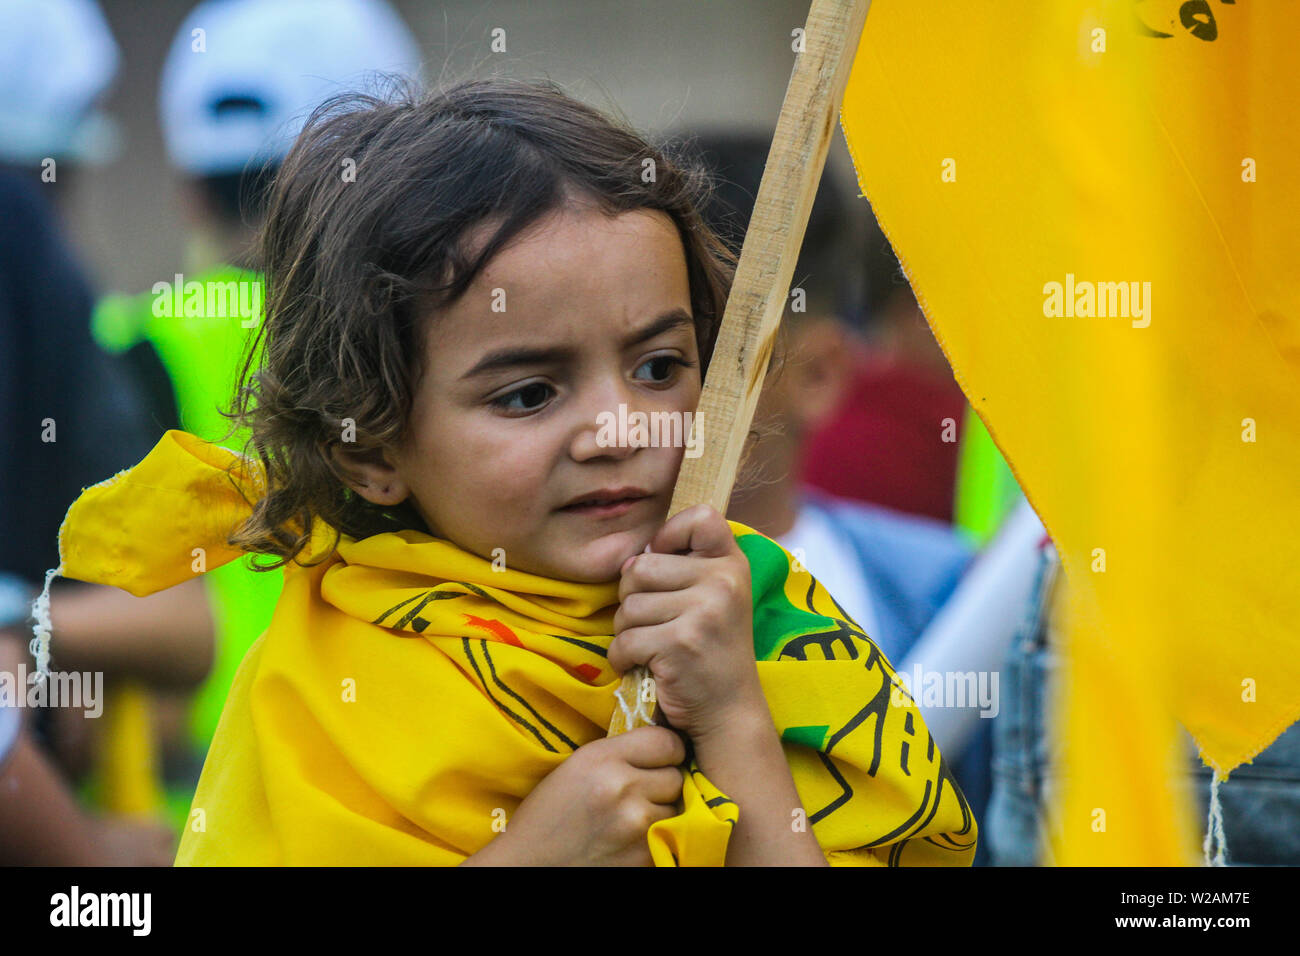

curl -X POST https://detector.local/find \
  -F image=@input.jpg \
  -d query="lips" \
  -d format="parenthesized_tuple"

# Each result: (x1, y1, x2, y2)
(559, 487, 651, 510)
(566, 496, 647, 512)
(559, 496, 648, 518)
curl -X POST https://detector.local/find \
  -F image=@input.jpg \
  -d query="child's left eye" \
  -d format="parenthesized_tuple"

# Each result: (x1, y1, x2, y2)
(634, 355, 694, 383)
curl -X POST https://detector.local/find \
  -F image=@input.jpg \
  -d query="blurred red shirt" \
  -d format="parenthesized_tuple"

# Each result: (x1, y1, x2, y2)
(797, 351, 967, 524)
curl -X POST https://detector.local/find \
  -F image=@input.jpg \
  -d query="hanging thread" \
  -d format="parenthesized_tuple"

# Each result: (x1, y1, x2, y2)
(28, 565, 61, 683)
(1201, 770, 1228, 866)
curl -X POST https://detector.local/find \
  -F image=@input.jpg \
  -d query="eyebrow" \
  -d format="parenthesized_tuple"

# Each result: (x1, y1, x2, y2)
(459, 308, 695, 380)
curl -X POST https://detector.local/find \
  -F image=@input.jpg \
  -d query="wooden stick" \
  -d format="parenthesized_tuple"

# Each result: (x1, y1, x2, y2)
(607, 0, 872, 736)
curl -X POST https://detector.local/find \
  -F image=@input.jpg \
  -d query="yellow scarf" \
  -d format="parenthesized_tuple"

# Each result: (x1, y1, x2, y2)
(56, 430, 975, 865)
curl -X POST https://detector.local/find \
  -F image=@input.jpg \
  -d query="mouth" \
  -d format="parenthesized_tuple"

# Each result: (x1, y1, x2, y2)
(558, 490, 653, 517)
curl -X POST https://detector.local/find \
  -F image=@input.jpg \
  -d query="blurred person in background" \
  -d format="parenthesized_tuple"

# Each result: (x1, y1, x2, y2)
(0, 0, 214, 864)
(1, 574, 175, 864)
(89, 0, 423, 830)
(798, 226, 969, 524)
(1, 589, 173, 864)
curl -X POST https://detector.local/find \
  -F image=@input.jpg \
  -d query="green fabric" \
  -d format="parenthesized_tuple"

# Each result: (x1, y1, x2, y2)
(741, 533, 843, 660)
(953, 406, 1022, 546)
(781, 724, 830, 749)
(92, 266, 282, 750)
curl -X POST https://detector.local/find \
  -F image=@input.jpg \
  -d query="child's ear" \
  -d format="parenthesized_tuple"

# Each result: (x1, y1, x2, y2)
(326, 441, 410, 507)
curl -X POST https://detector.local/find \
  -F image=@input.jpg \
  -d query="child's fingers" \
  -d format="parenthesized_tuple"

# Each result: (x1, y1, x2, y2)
(617, 725, 688, 769)
(613, 587, 689, 633)
(607, 625, 658, 677)
(647, 504, 736, 560)
(637, 766, 688, 805)
(617, 551, 698, 602)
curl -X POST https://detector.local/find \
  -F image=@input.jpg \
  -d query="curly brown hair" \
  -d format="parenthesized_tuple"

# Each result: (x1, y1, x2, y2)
(220, 76, 759, 569)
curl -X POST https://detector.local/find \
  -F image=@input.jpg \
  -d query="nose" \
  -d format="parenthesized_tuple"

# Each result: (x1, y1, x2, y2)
(567, 376, 642, 463)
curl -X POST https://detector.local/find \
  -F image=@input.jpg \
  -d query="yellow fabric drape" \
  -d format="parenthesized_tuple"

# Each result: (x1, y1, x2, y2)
(844, 1, 1300, 864)
(57, 430, 975, 866)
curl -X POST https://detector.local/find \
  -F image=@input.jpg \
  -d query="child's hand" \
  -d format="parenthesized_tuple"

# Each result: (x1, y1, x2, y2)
(609, 504, 764, 744)
(480, 726, 686, 866)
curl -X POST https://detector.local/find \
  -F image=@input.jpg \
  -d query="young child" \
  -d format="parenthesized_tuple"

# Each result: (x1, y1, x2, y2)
(51, 77, 976, 866)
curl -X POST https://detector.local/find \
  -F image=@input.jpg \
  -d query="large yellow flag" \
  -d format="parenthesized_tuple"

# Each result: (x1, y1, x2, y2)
(842, 0, 1300, 864)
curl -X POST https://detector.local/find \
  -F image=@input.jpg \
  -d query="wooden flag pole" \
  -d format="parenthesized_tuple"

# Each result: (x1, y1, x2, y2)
(608, 0, 872, 736)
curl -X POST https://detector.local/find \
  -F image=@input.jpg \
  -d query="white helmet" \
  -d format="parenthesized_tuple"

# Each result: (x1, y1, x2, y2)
(0, 0, 120, 164)
(160, 0, 423, 175)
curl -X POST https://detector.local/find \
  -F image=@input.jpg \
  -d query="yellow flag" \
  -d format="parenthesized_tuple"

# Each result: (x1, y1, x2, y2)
(842, 0, 1300, 864)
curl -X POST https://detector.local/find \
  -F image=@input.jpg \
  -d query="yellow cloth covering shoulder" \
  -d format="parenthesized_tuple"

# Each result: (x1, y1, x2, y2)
(58, 430, 975, 866)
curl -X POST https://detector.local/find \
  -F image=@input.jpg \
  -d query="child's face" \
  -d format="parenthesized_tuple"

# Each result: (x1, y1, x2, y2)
(342, 202, 703, 584)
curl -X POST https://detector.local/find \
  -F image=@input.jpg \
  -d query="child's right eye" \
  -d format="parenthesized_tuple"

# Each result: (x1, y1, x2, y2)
(489, 382, 554, 413)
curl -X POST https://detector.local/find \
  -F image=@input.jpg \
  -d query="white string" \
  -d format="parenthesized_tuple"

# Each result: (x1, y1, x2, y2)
(613, 678, 638, 729)
(612, 543, 658, 731)
(613, 672, 656, 730)
(27, 565, 61, 683)
(1201, 771, 1228, 866)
